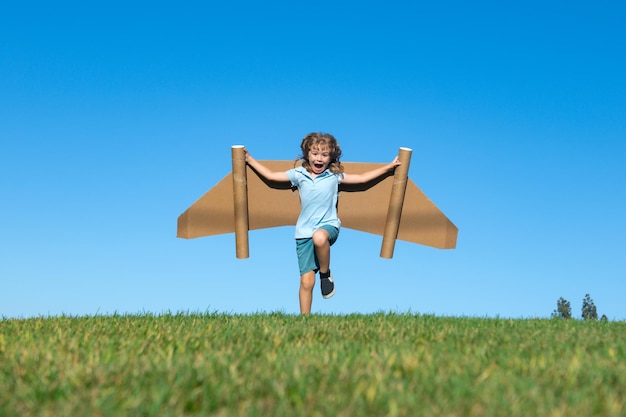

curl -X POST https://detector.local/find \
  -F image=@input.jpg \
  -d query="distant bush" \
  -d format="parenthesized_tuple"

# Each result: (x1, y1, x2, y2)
(582, 293, 598, 321)
(551, 297, 572, 319)
(552, 294, 605, 321)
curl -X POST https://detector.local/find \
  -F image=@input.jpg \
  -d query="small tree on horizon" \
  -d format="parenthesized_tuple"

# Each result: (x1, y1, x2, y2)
(582, 293, 598, 321)
(552, 297, 572, 319)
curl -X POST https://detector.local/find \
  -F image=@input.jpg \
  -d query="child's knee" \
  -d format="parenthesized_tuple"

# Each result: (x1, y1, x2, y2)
(312, 229, 329, 247)
(300, 273, 315, 291)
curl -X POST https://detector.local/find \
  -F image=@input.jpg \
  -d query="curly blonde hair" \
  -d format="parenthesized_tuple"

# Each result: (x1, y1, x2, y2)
(298, 132, 344, 174)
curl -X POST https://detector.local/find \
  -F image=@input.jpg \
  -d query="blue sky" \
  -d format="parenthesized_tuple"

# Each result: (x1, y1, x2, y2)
(2, 1, 624, 319)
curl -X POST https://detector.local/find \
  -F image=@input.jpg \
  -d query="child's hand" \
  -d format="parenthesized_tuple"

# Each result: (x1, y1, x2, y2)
(389, 156, 401, 169)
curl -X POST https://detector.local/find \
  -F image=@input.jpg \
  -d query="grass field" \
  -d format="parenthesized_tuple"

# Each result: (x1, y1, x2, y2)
(1, 312, 625, 416)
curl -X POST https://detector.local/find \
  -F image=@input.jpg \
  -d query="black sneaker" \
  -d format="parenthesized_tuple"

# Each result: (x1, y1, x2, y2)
(320, 273, 335, 299)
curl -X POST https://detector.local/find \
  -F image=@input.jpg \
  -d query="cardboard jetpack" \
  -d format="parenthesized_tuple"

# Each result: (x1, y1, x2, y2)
(177, 146, 458, 259)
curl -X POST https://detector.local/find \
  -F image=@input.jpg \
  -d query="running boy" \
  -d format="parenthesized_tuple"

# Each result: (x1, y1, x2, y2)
(245, 132, 401, 314)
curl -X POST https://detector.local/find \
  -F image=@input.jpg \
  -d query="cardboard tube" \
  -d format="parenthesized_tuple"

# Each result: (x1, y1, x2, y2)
(231, 145, 249, 258)
(380, 147, 412, 258)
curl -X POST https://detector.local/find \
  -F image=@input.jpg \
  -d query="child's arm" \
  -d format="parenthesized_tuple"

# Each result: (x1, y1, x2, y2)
(244, 149, 291, 183)
(341, 156, 401, 185)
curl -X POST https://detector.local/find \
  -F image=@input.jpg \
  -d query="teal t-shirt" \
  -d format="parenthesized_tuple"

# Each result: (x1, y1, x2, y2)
(286, 166, 342, 239)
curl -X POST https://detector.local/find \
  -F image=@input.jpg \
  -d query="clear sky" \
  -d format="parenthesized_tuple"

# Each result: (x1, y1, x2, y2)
(2, 1, 624, 319)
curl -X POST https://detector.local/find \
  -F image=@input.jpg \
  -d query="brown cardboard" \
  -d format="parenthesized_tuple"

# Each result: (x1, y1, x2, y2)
(177, 150, 458, 258)
(380, 147, 412, 258)
(231, 146, 249, 258)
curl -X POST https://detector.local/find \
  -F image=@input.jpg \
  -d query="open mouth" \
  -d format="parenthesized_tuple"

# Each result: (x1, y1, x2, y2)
(313, 163, 324, 170)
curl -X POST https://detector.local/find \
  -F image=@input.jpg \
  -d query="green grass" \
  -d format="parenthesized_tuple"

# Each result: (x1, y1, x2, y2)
(1, 312, 625, 416)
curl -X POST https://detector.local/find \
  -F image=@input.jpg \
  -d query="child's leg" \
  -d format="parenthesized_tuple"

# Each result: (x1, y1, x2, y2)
(313, 226, 339, 299)
(299, 270, 316, 314)
(312, 229, 331, 274)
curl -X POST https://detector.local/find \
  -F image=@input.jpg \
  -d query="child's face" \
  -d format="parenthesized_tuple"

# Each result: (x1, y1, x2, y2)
(308, 145, 331, 175)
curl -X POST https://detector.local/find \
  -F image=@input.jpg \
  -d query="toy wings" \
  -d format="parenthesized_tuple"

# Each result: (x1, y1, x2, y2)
(177, 146, 458, 258)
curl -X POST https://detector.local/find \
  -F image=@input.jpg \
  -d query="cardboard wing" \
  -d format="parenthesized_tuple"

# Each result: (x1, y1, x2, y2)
(177, 147, 458, 259)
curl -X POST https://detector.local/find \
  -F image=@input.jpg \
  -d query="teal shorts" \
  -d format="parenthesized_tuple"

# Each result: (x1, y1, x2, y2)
(295, 225, 339, 276)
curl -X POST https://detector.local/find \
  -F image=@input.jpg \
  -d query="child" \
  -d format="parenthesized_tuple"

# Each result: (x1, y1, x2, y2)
(244, 132, 401, 314)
